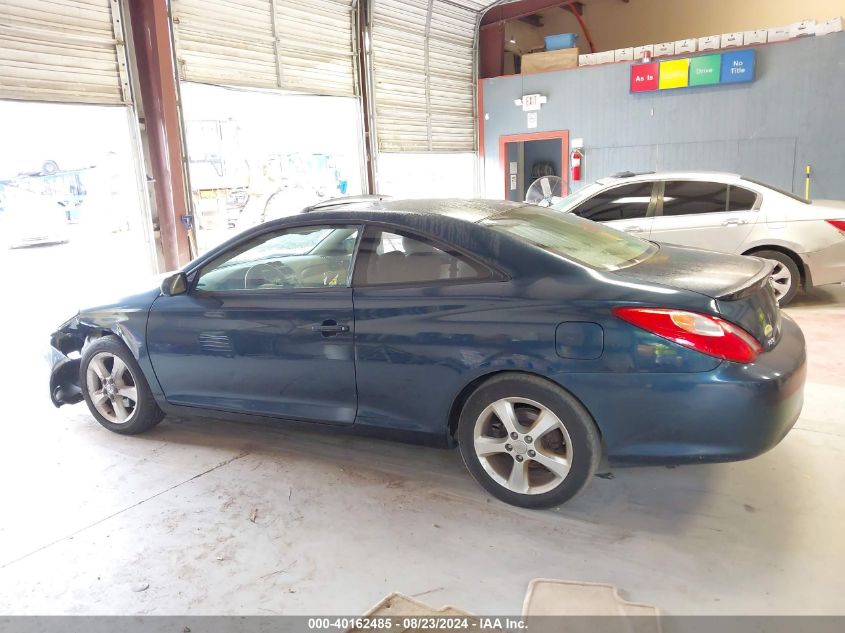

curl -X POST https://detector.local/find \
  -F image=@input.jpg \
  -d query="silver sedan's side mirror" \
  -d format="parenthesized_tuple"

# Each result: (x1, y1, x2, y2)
(160, 272, 188, 296)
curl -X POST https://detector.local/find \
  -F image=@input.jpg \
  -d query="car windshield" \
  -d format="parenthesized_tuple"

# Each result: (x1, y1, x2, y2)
(482, 205, 657, 271)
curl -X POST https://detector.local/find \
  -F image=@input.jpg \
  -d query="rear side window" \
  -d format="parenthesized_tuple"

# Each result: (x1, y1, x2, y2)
(727, 185, 758, 211)
(354, 228, 491, 286)
(570, 182, 654, 221)
(661, 181, 728, 216)
(742, 177, 809, 204)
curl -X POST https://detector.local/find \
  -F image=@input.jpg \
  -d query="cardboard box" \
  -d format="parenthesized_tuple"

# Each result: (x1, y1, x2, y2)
(674, 39, 697, 54)
(578, 53, 595, 66)
(593, 50, 615, 65)
(522, 47, 579, 73)
(614, 47, 634, 62)
(633, 45, 654, 60)
(698, 35, 720, 51)
(789, 19, 816, 37)
(653, 42, 675, 57)
(743, 29, 768, 45)
(767, 26, 791, 42)
(721, 32, 744, 48)
(816, 17, 843, 35)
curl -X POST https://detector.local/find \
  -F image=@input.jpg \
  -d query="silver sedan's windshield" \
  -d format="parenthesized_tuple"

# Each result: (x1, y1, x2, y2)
(549, 183, 603, 211)
(482, 205, 657, 271)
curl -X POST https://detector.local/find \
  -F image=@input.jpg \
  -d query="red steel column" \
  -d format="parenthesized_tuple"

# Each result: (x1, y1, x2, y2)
(128, 0, 192, 269)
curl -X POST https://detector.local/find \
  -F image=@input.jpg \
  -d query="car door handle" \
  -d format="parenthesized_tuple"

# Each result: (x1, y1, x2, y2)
(311, 320, 350, 335)
(622, 225, 644, 232)
(722, 218, 748, 226)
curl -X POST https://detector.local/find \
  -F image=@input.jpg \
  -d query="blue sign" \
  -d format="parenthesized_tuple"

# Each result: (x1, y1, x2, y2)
(720, 50, 756, 84)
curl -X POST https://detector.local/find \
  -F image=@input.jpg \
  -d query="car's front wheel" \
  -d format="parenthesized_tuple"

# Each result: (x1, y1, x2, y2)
(457, 374, 601, 508)
(80, 336, 165, 435)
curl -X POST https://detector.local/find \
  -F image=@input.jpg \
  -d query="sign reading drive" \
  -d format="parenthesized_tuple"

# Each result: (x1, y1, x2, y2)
(630, 49, 756, 93)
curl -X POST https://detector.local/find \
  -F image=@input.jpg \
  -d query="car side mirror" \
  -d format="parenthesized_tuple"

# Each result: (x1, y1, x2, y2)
(161, 272, 188, 296)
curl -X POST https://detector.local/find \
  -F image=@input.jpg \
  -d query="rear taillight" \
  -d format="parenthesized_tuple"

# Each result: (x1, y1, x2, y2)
(613, 307, 763, 363)
(825, 219, 845, 235)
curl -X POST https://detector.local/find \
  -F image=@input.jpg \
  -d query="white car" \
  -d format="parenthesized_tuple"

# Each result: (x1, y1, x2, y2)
(2, 188, 70, 249)
(552, 171, 845, 304)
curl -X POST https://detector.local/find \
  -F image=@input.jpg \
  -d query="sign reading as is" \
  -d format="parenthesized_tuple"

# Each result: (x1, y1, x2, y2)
(630, 63, 659, 92)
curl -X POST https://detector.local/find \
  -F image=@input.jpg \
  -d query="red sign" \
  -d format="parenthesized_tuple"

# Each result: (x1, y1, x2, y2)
(630, 62, 659, 93)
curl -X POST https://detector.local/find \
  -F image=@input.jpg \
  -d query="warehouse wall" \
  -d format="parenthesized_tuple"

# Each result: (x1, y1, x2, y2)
(480, 33, 845, 201)
(538, 0, 844, 52)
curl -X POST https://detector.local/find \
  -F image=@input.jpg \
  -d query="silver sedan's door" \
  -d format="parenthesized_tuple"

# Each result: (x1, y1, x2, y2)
(649, 180, 759, 254)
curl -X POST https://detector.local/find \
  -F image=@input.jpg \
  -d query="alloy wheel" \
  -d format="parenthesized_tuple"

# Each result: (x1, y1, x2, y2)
(85, 352, 138, 424)
(766, 260, 793, 303)
(472, 397, 573, 495)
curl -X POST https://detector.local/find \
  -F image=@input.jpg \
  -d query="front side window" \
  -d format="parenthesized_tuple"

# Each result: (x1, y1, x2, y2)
(355, 228, 490, 286)
(195, 225, 360, 292)
(661, 181, 729, 216)
(482, 206, 656, 271)
(570, 182, 655, 222)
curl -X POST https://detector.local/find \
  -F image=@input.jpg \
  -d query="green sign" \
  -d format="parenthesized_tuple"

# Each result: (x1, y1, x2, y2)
(689, 54, 721, 86)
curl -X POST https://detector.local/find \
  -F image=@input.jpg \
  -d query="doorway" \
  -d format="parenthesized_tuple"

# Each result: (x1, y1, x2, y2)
(499, 131, 570, 202)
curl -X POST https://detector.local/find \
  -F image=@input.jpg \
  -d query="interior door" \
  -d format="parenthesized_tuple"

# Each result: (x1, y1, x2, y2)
(569, 181, 657, 236)
(500, 131, 569, 201)
(650, 180, 759, 253)
(147, 224, 361, 424)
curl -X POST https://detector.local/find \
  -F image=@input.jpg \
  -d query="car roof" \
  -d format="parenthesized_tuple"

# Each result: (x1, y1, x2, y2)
(596, 170, 743, 186)
(302, 197, 527, 223)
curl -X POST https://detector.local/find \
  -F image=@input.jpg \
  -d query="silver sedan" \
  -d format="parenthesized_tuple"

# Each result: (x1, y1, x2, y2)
(551, 171, 845, 304)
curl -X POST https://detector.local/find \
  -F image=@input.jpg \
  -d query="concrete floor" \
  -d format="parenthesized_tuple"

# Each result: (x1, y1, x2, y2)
(0, 239, 843, 615)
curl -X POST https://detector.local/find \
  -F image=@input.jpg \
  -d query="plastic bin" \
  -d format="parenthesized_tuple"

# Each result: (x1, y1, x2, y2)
(545, 33, 578, 50)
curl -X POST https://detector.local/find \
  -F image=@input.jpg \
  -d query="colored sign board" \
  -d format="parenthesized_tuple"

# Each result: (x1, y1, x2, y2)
(720, 49, 756, 83)
(629, 49, 756, 93)
(689, 54, 721, 86)
(630, 62, 659, 92)
(658, 59, 690, 90)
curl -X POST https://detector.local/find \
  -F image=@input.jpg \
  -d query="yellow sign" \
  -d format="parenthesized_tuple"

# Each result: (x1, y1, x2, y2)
(659, 59, 690, 90)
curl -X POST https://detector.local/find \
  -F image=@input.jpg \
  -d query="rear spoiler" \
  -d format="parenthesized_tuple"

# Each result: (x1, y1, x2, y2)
(717, 258, 775, 301)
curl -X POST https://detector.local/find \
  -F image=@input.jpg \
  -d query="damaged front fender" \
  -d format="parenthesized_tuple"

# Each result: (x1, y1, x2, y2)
(47, 282, 164, 409)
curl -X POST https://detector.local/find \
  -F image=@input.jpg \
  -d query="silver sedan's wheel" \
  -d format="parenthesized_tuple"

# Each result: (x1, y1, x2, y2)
(473, 397, 573, 496)
(85, 351, 138, 424)
(767, 260, 793, 303)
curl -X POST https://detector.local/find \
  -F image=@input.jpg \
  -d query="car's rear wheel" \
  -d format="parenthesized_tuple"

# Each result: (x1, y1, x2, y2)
(753, 249, 800, 305)
(456, 374, 601, 508)
(80, 336, 164, 435)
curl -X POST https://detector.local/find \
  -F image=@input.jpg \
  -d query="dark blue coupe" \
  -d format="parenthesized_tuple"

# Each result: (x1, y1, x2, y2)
(49, 199, 806, 507)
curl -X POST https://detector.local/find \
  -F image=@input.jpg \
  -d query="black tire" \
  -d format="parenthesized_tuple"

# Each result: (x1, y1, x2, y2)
(751, 249, 801, 306)
(79, 335, 165, 435)
(456, 373, 601, 509)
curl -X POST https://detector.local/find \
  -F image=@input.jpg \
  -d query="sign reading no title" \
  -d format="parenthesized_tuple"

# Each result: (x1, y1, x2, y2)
(630, 49, 756, 93)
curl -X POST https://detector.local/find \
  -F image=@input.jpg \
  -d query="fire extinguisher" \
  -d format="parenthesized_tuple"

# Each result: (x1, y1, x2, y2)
(571, 148, 584, 182)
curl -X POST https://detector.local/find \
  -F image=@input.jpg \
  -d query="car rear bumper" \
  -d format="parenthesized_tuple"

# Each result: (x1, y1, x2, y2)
(801, 240, 845, 287)
(559, 314, 806, 464)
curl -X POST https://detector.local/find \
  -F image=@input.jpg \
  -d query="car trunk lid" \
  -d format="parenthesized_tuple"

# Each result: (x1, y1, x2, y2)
(614, 244, 782, 350)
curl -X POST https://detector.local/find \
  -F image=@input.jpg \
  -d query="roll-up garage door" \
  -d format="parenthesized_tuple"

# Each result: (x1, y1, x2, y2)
(371, 0, 488, 152)
(0, 0, 130, 104)
(171, 0, 357, 98)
